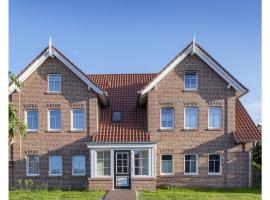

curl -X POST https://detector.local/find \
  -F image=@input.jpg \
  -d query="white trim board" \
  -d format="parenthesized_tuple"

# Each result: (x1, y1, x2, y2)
(139, 42, 248, 102)
(8, 46, 108, 105)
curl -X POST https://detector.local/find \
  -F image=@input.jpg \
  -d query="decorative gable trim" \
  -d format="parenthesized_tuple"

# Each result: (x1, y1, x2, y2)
(9, 46, 108, 106)
(138, 41, 248, 104)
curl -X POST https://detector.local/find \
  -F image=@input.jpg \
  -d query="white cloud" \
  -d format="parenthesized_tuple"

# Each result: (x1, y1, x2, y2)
(242, 100, 262, 125)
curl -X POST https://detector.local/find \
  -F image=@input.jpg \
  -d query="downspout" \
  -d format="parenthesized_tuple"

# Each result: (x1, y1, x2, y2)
(18, 88, 22, 160)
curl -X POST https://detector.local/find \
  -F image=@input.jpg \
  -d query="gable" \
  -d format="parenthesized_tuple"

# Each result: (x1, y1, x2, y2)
(138, 41, 248, 104)
(9, 45, 108, 106)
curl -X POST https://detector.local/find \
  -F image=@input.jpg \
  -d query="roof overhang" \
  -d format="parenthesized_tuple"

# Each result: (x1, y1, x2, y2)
(86, 142, 157, 149)
(9, 46, 109, 106)
(138, 42, 248, 105)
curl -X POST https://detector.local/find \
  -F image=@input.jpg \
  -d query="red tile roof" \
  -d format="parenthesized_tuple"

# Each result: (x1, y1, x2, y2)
(234, 99, 261, 143)
(88, 74, 260, 143)
(88, 74, 157, 142)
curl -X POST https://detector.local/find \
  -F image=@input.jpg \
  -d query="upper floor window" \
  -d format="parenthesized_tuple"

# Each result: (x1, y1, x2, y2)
(72, 155, 86, 176)
(208, 107, 222, 129)
(48, 110, 61, 131)
(96, 151, 111, 176)
(160, 108, 174, 129)
(184, 107, 198, 129)
(26, 110, 38, 131)
(208, 154, 221, 174)
(184, 72, 198, 90)
(48, 74, 61, 92)
(161, 154, 173, 175)
(134, 150, 149, 176)
(26, 155, 40, 176)
(184, 154, 197, 175)
(72, 109, 85, 130)
(112, 112, 123, 122)
(49, 155, 62, 176)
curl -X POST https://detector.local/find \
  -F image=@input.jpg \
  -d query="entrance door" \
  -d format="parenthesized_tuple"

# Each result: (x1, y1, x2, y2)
(114, 150, 131, 189)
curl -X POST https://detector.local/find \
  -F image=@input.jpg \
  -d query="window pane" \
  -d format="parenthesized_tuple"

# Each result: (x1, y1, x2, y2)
(209, 160, 214, 173)
(50, 156, 62, 175)
(96, 151, 110, 176)
(48, 75, 61, 92)
(185, 107, 198, 128)
(27, 111, 38, 130)
(72, 156, 85, 175)
(73, 110, 84, 129)
(209, 107, 221, 128)
(161, 108, 174, 128)
(185, 73, 197, 89)
(209, 154, 220, 173)
(161, 155, 173, 174)
(185, 155, 197, 174)
(134, 150, 149, 176)
(162, 155, 172, 160)
(27, 155, 39, 175)
(112, 112, 123, 122)
(49, 110, 61, 130)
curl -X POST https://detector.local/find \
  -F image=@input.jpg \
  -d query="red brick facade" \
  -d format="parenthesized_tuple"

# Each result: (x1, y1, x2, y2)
(9, 42, 260, 191)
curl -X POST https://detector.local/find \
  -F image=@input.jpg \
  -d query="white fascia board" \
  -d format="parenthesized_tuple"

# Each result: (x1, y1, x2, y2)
(9, 51, 50, 94)
(140, 45, 192, 96)
(86, 142, 157, 149)
(195, 46, 247, 94)
(139, 44, 247, 98)
(53, 50, 104, 96)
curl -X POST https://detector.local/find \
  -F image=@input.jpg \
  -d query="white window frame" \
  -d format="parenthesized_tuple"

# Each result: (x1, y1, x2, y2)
(95, 150, 111, 177)
(26, 155, 40, 176)
(184, 107, 198, 129)
(25, 110, 38, 132)
(160, 107, 174, 129)
(72, 155, 86, 176)
(71, 109, 85, 131)
(184, 154, 198, 175)
(48, 110, 61, 131)
(47, 74, 61, 93)
(208, 107, 222, 129)
(49, 155, 63, 176)
(133, 149, 150, 177)
(184, 72, 198, 91)
(160, 154, 174, 176)
(208, 154, 222, 175)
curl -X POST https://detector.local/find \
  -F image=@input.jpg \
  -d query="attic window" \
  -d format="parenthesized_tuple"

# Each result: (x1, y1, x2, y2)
(112, 112, 123, 122)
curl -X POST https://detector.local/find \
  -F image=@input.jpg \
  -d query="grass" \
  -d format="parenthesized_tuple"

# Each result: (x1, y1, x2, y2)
(139, 187, 261, 200)
(9, 190, 106, 200)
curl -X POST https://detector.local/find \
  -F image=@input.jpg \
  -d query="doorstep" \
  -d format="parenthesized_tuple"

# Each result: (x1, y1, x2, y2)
(105, 189, 136, 200)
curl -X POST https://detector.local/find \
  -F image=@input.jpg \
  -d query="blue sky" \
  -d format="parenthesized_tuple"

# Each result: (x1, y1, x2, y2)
(9, 0, 261, 124)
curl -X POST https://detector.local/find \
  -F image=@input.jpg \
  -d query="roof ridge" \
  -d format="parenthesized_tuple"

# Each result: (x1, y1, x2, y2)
(87, 73, 158, 76)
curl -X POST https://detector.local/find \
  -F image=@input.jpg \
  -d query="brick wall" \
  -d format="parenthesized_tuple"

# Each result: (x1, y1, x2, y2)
(9, 57, 98, 189)
(147, 54, 250, 188)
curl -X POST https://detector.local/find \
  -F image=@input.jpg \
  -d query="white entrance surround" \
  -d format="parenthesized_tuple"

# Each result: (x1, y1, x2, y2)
(86, 142, 157, 180)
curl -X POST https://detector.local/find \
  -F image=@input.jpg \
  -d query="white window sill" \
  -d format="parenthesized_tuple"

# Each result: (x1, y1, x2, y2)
(72, 174, 86, 176)
(184, 173, 198, 176)
(183, 88, 198, 91)
(26, 174, 39, 177)
(160, 173, 174, 176)
(208, 173, 222, 176)
(27, 130, 38, 133)
(49, 174, 62, 177)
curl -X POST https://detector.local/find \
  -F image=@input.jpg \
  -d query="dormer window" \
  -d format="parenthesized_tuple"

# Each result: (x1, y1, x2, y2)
(112, 112, 123, 122)
(184, 72, 198, 90)
(48, 74, 61, 92)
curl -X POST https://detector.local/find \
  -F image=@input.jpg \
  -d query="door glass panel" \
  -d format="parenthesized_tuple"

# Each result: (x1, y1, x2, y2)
(116, 152, 129, 174)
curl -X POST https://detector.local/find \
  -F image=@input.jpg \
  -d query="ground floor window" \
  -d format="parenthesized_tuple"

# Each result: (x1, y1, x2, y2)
(134, 150, 149, 176)
(184, 154, 197, 175)
(26, 155, 40, 176)
(49, 155, 62, 176)
(161, 154, 173, 175)
(208, 154, 221, 174)
(72, 155, 86, 176)
(96, 151, 111, 176)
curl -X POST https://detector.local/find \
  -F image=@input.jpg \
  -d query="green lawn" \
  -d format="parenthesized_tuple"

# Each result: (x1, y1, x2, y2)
(9, 190, 106, 200)
(139, 188, 261, 200)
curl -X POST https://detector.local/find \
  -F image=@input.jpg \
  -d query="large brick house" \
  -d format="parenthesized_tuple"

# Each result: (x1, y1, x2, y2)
(9, 39, 261, 191)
